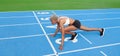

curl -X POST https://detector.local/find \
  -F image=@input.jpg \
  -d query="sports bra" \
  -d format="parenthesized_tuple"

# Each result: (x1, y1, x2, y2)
(58, 16, 70, 26)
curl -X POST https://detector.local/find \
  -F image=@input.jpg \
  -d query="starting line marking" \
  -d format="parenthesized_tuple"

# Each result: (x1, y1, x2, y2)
(55, 37, 78, 44)
(44, 42, 120, 56)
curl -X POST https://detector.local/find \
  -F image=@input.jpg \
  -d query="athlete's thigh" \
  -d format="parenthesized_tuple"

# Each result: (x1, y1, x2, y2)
(64, 25, 77, 32)
(80, 25, 88, 30)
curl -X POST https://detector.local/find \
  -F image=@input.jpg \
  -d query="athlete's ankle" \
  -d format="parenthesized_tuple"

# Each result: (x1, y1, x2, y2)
(99, 28, 102, 32)
(72, 32, 75, 36)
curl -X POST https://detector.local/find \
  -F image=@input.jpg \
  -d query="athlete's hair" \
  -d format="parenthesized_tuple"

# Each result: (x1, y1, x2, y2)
(50, 14, 58, 21)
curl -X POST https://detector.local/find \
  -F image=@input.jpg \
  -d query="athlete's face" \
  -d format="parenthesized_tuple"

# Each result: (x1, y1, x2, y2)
(50, 19, 57, 25)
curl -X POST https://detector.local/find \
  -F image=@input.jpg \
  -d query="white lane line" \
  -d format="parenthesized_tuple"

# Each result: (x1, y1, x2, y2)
(60, 12, 120, 15)
(32, 11, 58, 56)
(0, 16, 34, 18)
(80, 17, 120, 21)
(51, 11, 57, 15)
(53, 8, 120, 11)
(0, 17, 120, 27)
(0, 26, 120, 41)
(41, 17, 120, 24)
(100, 51, 107, 56)
(44, 42, 120, 56)
(0, 34, 42, 40)
(105, 26, 120, 29)
(0, 23, 38, 27)
(0, 11, 120, 18)
(79, 33, 93, 44)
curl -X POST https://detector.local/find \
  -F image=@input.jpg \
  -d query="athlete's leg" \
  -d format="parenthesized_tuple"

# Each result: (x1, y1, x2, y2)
(80, 25, 104, 36)
(59, 26, 77, 35)
(63, 25, 78, 40)
(80, 25, 102, 32)
(64, 25, 77, 35)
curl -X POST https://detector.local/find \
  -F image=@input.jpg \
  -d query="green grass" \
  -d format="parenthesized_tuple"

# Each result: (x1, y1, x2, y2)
(0, 0, 120, 11)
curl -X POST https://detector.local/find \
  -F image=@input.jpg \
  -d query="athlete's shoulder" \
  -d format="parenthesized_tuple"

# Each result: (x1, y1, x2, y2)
(58, 16, 69, 19)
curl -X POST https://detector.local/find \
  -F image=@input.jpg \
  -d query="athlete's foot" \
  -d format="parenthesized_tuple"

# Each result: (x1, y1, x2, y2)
(100, 28, 105, 37)
(70, 32, 78, 40)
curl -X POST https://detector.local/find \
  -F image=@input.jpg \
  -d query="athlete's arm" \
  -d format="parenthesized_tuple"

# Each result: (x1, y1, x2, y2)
(59, 20, 65, 50)
(51, 24, 60, 37)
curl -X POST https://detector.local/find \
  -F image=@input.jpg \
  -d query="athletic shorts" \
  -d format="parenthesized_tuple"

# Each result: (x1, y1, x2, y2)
(72, 20, 81, 29)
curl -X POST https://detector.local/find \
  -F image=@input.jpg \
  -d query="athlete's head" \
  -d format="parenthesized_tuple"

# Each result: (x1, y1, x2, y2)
(50, 14, 58, 25)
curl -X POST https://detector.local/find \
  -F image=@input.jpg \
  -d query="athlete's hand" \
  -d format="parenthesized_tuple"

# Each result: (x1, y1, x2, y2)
(59, 45, 63, 50)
